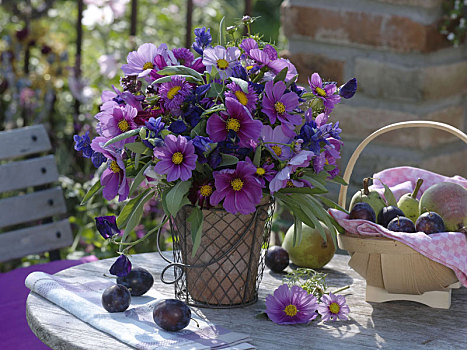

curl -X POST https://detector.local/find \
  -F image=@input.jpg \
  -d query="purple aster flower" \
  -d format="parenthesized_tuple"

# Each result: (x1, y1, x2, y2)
(100, 85, 143, 112)
(245, 157, 276, 187)
(158, 76, 192, 116)
(225, 82, 258, 112)
(210, 160, 263, 215)
(261, 80, 301, 137)
(109, 254, 132, 277)
(153, 134, 197, 182)
(188, 178, 215, 209)
(192, 27, 212, 55)
(269, 150, 314, 193)
(172, 47, 194, 66)
(261, 125, 293, 161)
(202, 46, 240, 80)
(263, 44, 278, 60)
(313, 138, 342, 177)
(339, 78, 357, 99)
(95, 216, 120, 239)
(189, 57, 206, 74)
(265, 284, 318, 325)
(268, 58, 298, 82)
(91, 137, 130, 201)
(317, 293, 350, 322)
(206, 98, 263, 148)
(74, 131, 93, 158)
(308, 73, 341, 113)
(121, 43, 159, 78)
(96, 104, 138, 142)
(239, 38, 258, 55)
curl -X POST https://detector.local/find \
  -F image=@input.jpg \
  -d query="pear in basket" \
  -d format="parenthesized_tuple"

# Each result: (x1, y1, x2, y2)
(397, 178, 423, 223)
(349, 177, 386, 216)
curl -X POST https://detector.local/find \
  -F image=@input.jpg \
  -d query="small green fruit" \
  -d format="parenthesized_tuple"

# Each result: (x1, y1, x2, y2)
(349, 177, 386, 216)
(397, 178, 423, 223)
(282, 222, 335, 269)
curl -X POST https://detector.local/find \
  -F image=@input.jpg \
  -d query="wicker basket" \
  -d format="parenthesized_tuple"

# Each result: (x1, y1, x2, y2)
(337, 121, 467, 308)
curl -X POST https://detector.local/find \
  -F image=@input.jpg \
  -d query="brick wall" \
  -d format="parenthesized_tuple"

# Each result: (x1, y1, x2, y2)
(281, 0, 467, 204)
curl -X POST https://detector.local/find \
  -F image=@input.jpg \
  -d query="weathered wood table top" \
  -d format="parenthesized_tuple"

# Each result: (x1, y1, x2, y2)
(26, 252, 466, 350)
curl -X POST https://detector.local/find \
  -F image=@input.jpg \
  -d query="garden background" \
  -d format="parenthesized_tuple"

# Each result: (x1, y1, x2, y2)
(0, 0, 465, 272)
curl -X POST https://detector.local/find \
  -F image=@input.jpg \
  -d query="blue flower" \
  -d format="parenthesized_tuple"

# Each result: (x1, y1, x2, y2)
(91, 152, 106, 168)
(168, 120, 187, 134)
(232, 64, 248, 81)
(73, 131, 93, 158)
(192, 27, 212, 55)
(192, 136, 213, 163)
(299, 121, 324, 154)
(145, 117, 165, 137)
(95, 216, 120, 239)
(339, 78, 357, 99)
(109, 254, 132, 277)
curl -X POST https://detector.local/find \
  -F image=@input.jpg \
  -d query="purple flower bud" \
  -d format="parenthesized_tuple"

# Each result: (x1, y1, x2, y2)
(339, 78, 357, 99)
(109, 254, 132, 277)
(95, 216, 120, 239)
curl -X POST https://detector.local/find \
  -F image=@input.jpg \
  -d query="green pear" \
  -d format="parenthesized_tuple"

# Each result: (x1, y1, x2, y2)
(397, 178, 424, 223)
(349, 177, 386, 216)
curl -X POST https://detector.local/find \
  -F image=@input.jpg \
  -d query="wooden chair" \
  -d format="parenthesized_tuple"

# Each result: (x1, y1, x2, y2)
(0, 124, 74, 261)
(0, 125, 96, 350)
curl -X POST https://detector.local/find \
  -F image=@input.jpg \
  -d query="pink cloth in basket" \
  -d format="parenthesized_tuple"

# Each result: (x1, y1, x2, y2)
(329, 166, 467, 288)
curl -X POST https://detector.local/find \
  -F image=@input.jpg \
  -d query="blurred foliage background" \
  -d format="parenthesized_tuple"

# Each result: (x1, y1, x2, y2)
(0, 0, 287, 271)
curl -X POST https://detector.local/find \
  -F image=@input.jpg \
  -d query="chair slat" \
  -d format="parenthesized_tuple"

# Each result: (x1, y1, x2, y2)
(0, 219, 73, 263)
(0, 155, 59, 193)
(0, 125, 51, 161)
(0, 187, 67, 229)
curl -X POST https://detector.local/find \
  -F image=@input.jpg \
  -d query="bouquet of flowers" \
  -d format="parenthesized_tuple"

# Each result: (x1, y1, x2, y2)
(75, 17, 357, 275)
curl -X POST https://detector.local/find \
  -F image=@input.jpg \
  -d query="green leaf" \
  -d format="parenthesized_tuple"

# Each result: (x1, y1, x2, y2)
(307, 196, 339, 246)
(279, 186, 326, 195)
(116, 189, 151, 229)
(230, 77, 249, 93)
(253, 146, 262, 167)
(125, 142, 148, 155)
(121, 190, 154, 248)
(301, 175, 328, 193)
(80, 180, 102, 205)
(104, 128, 140, 147)
(128, 162, 151, 197)
(301, 92, 314, 99)
(200, 104, 225, 117)
(190, 119, 207, 138)
(219, 154, 239, 167)
(166, 181, 192, 217)
(293, 216, 302, 247)
(218, 16, 226, 47)
(328, 175, 348, 186)
(206, 82, 224, 98)
(316, 195, 349, 214)
(156, 65, 203, 82)
(285, 75, 298, 88)
(161, 187, 170, 215)
(382, 183, 397, 207)
(273, 67, 288, 83)
(151, 75, 200, 85)
(274, 193, 316, 229)
(187, 206, 204, 257)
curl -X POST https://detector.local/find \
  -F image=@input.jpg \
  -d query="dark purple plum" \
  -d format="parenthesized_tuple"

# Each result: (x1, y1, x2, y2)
(265, 246, 289, 273)
(377, 206, 405, 228)
(153, 299, 191, 332)
(415, 212, 446, 234)
(117, 267, 154, 296)
(348, 202, 376, 222)
(102, 284, 131, 313)
(387, 216, 416, 233)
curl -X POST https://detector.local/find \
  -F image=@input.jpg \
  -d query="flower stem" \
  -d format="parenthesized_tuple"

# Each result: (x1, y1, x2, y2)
(331, 285, 350, 294)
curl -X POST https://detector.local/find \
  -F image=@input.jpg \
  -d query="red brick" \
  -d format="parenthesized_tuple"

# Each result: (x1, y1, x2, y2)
(374, 0, 443, 8)
(280, 51, 345, 85)
(281, 4, 449, 53)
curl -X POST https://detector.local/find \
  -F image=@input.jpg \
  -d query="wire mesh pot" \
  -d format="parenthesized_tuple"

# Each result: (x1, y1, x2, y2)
(162, 197, 274, 308)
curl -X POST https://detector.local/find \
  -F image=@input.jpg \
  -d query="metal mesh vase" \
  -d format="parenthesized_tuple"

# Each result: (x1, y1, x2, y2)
(169, 197, 274, 308)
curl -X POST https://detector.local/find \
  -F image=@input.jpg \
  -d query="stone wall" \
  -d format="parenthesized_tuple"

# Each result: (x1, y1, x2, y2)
(281, 0, 467, 205)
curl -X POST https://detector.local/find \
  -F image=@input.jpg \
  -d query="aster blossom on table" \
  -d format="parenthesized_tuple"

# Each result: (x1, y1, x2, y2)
(75, 17, 357, 272)
(317, 292, 350, 322)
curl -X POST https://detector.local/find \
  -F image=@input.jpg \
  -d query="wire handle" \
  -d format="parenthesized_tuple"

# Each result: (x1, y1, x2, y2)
(338, 121, 467, 210)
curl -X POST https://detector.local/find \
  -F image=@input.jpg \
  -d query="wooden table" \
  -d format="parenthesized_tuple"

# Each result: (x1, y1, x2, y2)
(26, 252, 466, 350)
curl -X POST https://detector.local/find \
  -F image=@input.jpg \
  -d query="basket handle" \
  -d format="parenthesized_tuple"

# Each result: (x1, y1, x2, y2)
(338, 121, 467, 209)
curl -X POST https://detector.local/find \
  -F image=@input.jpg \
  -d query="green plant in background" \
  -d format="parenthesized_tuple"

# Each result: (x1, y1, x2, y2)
(440, 0, 466, 47)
